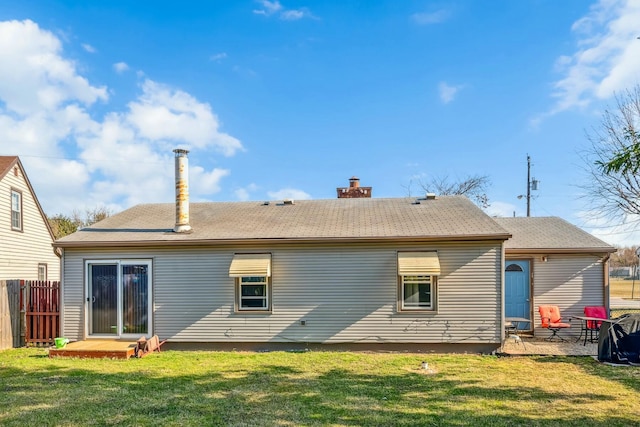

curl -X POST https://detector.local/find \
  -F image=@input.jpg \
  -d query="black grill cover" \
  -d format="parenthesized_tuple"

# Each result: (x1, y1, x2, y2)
(598, 314, 640, 365)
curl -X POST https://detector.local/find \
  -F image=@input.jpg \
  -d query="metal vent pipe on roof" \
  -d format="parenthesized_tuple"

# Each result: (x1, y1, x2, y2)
(173, 148, 192, 233)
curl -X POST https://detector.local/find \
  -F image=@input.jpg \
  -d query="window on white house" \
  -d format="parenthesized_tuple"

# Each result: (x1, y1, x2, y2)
(38, 264, 47, 281)
(401, 275, 435, 310)
(11, 190, 22, 231)
(397, 251, 440, 312)
(237, 276, 270, 311)
(229, 253, 272, 313)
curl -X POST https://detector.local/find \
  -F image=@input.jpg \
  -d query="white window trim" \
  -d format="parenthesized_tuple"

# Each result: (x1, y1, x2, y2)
(236, 276, 271, 312)
(38, 263, 47, 281)
(10, 189, 22, 231)
(399, 274, 437, 312)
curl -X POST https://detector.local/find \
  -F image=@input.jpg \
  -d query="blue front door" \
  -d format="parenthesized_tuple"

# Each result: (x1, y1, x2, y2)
(505, 260, 530, 330)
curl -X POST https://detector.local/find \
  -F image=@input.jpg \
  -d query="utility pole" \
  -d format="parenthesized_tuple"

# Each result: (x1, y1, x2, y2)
(518, 155, 538, 217)
(526, 155, 531, 217)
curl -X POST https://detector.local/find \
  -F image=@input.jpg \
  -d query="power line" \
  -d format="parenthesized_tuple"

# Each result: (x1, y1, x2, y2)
(4, 152, 171, 165)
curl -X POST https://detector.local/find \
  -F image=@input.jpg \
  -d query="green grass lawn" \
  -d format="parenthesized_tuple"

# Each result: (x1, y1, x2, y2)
(611, 278, 640, 299)
(1, 349, 640, 426)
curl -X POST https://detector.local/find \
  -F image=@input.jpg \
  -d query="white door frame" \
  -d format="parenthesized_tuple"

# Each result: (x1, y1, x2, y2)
(84, 259, 153, 339)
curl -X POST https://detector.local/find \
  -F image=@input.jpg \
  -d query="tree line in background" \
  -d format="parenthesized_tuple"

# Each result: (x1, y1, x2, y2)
(611, 246, 639, 268)
(48, 206, 112, 240)
(610, 246, 640, 279)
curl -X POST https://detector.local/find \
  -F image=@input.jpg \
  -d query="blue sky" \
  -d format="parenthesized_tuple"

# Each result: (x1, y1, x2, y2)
(1, 1, 640, 245)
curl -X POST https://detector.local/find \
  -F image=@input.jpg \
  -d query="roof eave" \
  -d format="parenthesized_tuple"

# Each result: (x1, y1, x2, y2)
(53, 233, 513, 249)
(0, 156, 18, 179)
(505, 247, 616, 255)
(3, 157, 58, 244)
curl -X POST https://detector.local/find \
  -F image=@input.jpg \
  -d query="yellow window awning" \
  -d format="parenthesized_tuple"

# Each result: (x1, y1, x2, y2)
(397, 252, 441, 276)
(229, 253, 272, 277)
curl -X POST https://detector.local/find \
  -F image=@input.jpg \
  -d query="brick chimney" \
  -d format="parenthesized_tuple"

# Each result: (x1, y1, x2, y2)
(337, 176, 372, 198)
(173, 149, 192, 233)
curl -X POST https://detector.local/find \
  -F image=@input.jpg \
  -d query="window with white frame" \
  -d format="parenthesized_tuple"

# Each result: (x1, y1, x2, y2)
(397, 251, 440, 312)
(401, 275, 435, 310)
(38, 263, 47, 281)
(229, 253, 272, 312)
(237, 276, 270, 311)
(11, 189, 22, 231)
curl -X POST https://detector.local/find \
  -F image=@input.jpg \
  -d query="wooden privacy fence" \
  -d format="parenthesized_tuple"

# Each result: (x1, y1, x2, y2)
(0, 280, 60, 349)
(0, 280, 21, 350)
(25, 280, 61, 346)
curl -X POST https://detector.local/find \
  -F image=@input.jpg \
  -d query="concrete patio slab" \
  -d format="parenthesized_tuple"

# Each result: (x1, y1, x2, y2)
(499, 336, 598, 356)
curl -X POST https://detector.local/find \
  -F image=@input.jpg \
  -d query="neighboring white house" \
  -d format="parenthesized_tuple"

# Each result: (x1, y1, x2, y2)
(0, 156, 60, 281)
(610, 266, 633, 278)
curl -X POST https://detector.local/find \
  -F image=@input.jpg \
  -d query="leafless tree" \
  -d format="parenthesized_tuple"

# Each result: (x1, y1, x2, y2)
(582, 85, 640, 221)
(74, 206, 112, 227)
(407, 174, 491, 208)
(611, 246, 640, 268)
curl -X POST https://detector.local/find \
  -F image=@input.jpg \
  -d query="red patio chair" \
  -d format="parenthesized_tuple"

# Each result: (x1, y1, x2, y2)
(538, 305, 571, 341)
(583, 306, 607, 343)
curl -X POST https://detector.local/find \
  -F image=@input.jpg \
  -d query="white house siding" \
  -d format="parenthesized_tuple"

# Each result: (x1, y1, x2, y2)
(531, 255, 606, 338)
(0, 167, 59, 281)
(61, 241, 502, 345)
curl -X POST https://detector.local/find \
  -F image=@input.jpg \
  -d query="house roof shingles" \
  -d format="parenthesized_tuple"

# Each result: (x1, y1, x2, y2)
(494, 217, 614, 253)
(55, 196, 512, 247)
(0, 156, 18, 179)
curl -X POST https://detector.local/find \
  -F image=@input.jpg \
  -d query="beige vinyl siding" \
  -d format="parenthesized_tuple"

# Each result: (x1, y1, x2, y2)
(61, 241, 502, 344)
(60, 249, 85, 340)
(531, 255, 606, 338)
(0, 168, 59, 281)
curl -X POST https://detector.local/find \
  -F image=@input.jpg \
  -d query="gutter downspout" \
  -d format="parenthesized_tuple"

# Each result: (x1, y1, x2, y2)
(602, 254, 611, 316)
(500, 241, 506, 344)
(59, 248, 65, 341)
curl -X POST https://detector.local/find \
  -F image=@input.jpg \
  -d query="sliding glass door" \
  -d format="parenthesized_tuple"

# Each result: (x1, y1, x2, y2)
(87, 260, 152, 338)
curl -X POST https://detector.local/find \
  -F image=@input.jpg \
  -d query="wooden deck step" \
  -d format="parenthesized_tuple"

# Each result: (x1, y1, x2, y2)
(48, 340, 137, 359)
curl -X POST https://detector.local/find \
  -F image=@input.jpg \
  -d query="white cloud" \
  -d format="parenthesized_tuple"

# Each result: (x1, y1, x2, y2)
(235, 188, 250, 201)
(0, 20, 108, 115)
(573, 211, 640, 247)
(210, 52, 227, 62)
(484, 201, 521, 218)
(235, 183, 259, 201)
(0, 19, 243, 217)
(267, 188, 312, 201)
(113, 62, 129, 73)
(253, 0, 283, 16)
(281, 10, 305, 21)
(232, 65, 259, 79)
(81, 43, 96, 53)
(253, 1, 313, 21)
(438, 81, 463, 104)
(411, 9, 450, 25)
(190, 166, 230, 196)
(548, 0, 640, 114)
(126, 79, 244, 156)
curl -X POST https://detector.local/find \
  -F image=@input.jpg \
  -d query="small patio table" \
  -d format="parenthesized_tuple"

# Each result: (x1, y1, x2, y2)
(571, 315, 609, 346)
(505, 317, 531, 346)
